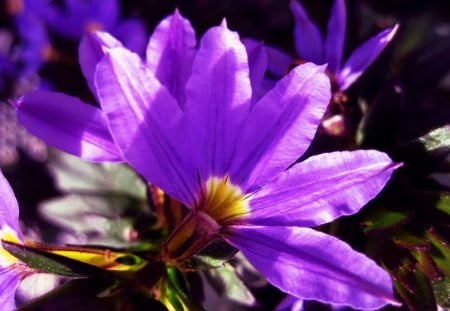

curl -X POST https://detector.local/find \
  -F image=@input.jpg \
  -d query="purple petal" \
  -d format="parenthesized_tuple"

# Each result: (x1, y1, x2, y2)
(45, 0, 120, 39)
(265, 45, 294, 78)
(230, 63, 330, 191)
(324, 0, 346, 73)
(79, 31, 123, 95)
(146, 9, 197, 107)
(0, 172, 20, 234)
(183, 20, 252, 180)
(15, 91, 123, 162)
(276, 295, 304, 311)
(94, 47, 197, 205)
(290, 0, 323, 64)
(0, 268, 21, 310)
(242, 38, 268, 104)
(337, 25, 399, 91)
(227, 226, 400, 310)
(247, 150, 397, 227)
(113, 18, 147, 56)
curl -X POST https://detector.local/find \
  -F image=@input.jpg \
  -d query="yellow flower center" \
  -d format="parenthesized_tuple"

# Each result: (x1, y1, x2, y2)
(163, 177, 250, 264)
(199, 177, 250, 225)
(0, 225, 22, 267)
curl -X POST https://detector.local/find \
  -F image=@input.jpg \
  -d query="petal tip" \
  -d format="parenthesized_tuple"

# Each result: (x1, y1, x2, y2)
(220, 18, 228, 29)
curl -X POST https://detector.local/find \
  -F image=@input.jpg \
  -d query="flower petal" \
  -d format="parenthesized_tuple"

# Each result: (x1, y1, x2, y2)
(247, 150, 397, 227)
(15, 91, 123, 162)
(0, 268, 21, 311)
(0, 172, 19, 233)
(184, 20, 252, 181)
(146, 9, 196, 107)
(290, 0, 323, 64)
(324, 0, 346, 73)
(79, 31, 123, 95)
(337, 25, 399, 91)
(227, 226, 400, 310)
(230, 63, 330, 191)
(95, 47, 197, 205)
(264, 45, 294, 78)
(242, 39, 268, 103)
(112, 18, 147, 56)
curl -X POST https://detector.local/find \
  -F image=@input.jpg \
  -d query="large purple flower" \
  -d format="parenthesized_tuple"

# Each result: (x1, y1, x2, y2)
(273, 0, 398, 92)
(16, 12, 400, 309)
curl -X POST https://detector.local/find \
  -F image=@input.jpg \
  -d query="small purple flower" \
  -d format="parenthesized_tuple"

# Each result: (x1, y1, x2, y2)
(16, 12, 401, 309)
(276, 0, 398, 92)
(0, 172, 34, 310)
(44, 0, 147, 55)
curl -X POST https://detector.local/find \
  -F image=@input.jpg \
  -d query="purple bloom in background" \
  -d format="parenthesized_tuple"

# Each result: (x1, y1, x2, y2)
(16, 11, 401, 309)
(6, 0, 51, 79)
(274, 0, 398, 92)
(44, 0, 147, 55)
(0, 171, 34, 310)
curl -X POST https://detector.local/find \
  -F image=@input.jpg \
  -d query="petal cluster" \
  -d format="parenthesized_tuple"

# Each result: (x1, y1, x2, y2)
(15, 11, 400, 310)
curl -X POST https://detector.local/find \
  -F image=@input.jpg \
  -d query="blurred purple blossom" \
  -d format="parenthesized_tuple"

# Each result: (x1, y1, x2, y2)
(44, 0, 147, 56)
(16, 11, 401, 309)
(271, 0, 398, 92)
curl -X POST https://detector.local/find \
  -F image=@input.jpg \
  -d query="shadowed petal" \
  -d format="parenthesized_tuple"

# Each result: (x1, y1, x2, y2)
(324, 0, 346, 73)
(265, 45, 294, 78)
(337, 25, 399, 91)
(184, 20, 252, 180)
(276, 295, 304, 311)
(0, 269, 21, 311)
(230, 63, 330, 191)
(79, 31, 123, 95)
(290, 0, 323, 64)
(247, 150, 397, 227)
(242, 39, 268, 104)
(95, 47, 196, 205)
(146, 9, 196, 107)
(227, 226, 400, 310)
(15, 91, 123, 162)
(0, 172, 19, 233)
(113, 18, 147, 56)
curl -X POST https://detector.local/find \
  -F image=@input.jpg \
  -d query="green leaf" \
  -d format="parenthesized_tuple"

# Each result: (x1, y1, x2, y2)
(431, 275, 450, 308)
(184, 239, 238, 269)
(2, 240, 101, 277)
(436, 193, 450, 215)
(47, 149, 147, 199)
(418, 126, 450, 156)
(159, 266, 204, 311)
(205, 263, 255, 306)
(362, 207, 410, 235)
(392, 229, 429, 250)
(393, 259, 437, 310)
(427, 229, 450, 276)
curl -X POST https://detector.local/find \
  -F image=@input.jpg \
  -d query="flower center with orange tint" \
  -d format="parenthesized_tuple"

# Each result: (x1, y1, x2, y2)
(5, 0, 24, 15)
(85, 21, 104, 33)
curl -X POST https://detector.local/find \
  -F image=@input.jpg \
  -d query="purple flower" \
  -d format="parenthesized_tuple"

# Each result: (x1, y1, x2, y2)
(44, 0, 147, 55)
(16, 12, 400, 309)
(275, 0, 398, 92)
(0, 172, 34, 310)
